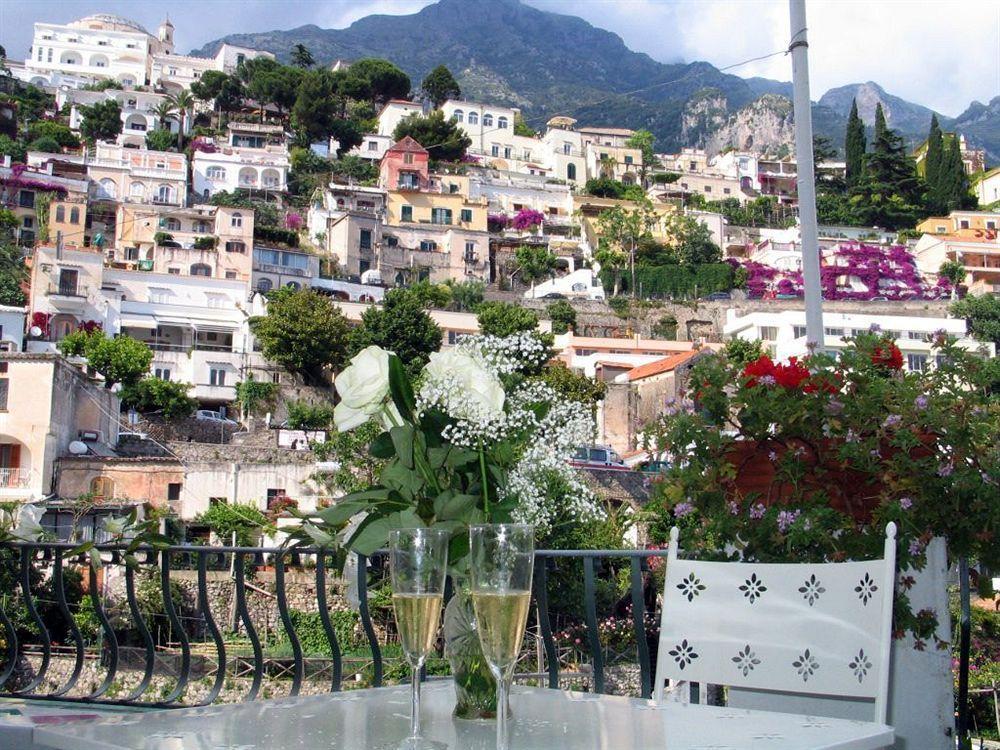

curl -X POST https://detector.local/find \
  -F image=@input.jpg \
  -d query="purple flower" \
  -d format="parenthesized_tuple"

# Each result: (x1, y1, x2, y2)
(868, 323, 882, 333)
(883, 414, 902, 429)
(768, 451, 778, 462)
(938, 463, 954, 477)
(727, 501, 740, 516)
(845, 429, 859, 443)
(777, 509, 800, 532)
(908, 539, 924, 556)
(825, 399, 844, 416)
(914, 395, 928, 410)
(759, 375, 777, 386)
(899, 497, 913, 510)
(749, 503, 766, 520)
(673, 502, 695, 518)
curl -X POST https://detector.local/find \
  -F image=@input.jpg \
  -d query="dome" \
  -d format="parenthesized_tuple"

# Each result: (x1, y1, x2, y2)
(70, 14, 152, 35)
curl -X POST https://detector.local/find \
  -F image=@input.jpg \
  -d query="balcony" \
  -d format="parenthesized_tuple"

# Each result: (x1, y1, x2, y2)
(45, 283, 89, 311)
(0, 468, 29, 489)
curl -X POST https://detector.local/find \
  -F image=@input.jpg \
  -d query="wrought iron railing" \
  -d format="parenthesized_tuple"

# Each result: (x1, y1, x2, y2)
(0, 542, 666, 708)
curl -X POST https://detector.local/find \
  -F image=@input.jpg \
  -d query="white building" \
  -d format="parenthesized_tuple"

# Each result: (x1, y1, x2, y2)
(541, 118, 587, 185)
(58, 88, 188, 147)
(376, 100, 423, 137)
(345, 133, 395, 162)
(192, 123, 289, 198)
(724, 309, 993, 368)
(0, 306, 26, 353)
(975, 167, 1000, 207)
(443, 99, 545, 174)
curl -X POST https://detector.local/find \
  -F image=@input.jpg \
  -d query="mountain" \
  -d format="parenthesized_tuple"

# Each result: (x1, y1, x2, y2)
(951, 96, 1000, 164)
(195, 0, 1000, 164)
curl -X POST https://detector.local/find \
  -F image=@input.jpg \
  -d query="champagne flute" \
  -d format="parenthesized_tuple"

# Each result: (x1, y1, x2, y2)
(390, 528, 450, 750)
(469, 524, 534, 750)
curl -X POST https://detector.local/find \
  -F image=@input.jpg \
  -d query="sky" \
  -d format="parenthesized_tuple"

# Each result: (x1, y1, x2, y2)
(1, 0, 997, 117)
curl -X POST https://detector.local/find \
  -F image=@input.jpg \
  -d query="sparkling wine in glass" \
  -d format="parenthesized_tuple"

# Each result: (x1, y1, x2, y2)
(469, 524, 534, 750)
(390, 528, 450, 750)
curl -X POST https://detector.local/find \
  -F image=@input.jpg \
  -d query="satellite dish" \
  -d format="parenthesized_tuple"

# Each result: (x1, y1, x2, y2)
(29, 326, 42, 337)
(68, 441, 88, 455)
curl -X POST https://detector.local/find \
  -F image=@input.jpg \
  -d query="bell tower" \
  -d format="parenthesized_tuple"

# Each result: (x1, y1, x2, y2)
(157, 17, 174, 53)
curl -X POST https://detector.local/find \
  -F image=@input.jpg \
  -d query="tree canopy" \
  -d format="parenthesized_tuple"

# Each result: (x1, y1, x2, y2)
(392, 110, 470, 162)
(421, 65, 461, 108)
(59, 330, 152, 389)
(844, 98, 866, 188)
(78, 99, 122, 143)
(951, 294, 1000, 346)
(347, 288, 442, 376)
(476, 301, 539, 337)
(344, 59, 411, 103)
(291, 44, 315, 69)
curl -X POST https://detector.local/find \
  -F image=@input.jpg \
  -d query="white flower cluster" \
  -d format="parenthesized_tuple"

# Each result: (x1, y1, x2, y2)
(455, 331, 550, 375)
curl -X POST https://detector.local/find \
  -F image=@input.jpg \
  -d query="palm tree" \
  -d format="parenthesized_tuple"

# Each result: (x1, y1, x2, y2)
(599, 153, 616, 180)
(153, 100, 177, 135)
(168, 90, 195, 150)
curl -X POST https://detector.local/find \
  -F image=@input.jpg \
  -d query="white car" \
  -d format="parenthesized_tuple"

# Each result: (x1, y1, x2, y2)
(195, 410, 239, 426)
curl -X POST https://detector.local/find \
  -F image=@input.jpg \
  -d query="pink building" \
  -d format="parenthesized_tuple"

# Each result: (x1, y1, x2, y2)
(379, 136, 430, 191)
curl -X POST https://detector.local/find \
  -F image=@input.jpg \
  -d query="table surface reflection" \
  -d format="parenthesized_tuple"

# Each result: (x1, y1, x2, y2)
(33, 682, 893, 750)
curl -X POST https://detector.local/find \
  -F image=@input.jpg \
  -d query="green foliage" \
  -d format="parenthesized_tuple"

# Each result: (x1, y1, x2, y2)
(651, 171, 681, 184)
(144, 127, 175, 152)
(81, 79, 123, 92)
(0, 135, 26, 163)
(406, 280, 452, 310)
(193, 235, 217, 250)
(938, 260, 967, 289)
(847, 111, 924, 230)
(234, 377, 278, 416)
(951, 294, 1000, 346)
(291, 70, 342, 143)
(444, 279, 484, 311)
(194, 502, 268, 547)
(476, 301, 538, 337)
(190, 71, 244, 116)
(659, 212, 721, 265)
(514, 244, 557, 286)
(844, 98, 866, 188)
(248, 63, 303, 116)
(691, 195, 794, 230)
(722, 337, 766, 366)
(121, 377, 197, 419)
(546, 299, 576, 334)
(345, 59, 411, 103)
(153, 231, 174, 245)
(254, 225, 299, 246)
(347, 288, 442, 376)
(583, 177, 626, 199)
(651, 314, 678, 339)
(421, 65, 461, 108)
(312, 420, 386, 494)
(329, 154, 378, 183)
(25, 136, 59, 154)
(924, 114, 944, 210)
(285, 399, 335, 429)
(273, 609, 360, 656)
(0, 240, 25, 306)
(59, 330, 153, 388)
(209, 191, 281, 227)
(533, 362, 606, 407)
(78, 99, 122, 143)
(26, 121, 80, 148)
(605, 262, 734, 299)
(624, 128, 655, 180)
(513, 113, 535, 137)
(249, 288, 351, 385)
(392, 110, 470, 162)
(291, 44, 315, 69)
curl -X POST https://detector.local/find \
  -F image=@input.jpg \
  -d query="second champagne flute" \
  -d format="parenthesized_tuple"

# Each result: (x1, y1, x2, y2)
(469, 524, 534, 750)
(389, 527, 450, 750)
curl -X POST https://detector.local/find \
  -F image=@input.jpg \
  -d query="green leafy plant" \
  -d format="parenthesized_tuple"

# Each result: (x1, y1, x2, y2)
(284, 399, 335, 429)
(546, 299, 576, 334)
(234, 377, 278, 416)
(59, 329, 153, 389)
(194, 502, 269, 547)
(121, 377, 197, 419)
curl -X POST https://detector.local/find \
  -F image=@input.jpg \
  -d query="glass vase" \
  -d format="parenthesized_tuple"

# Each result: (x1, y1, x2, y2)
(443, 588, 510, 720)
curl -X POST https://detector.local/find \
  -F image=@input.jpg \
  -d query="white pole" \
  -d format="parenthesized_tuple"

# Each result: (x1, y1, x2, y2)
(789, 0, 824, 348)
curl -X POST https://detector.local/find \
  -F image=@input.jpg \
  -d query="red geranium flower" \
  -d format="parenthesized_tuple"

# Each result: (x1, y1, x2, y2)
(742, 355, 776, 387)
(871, 343, 904, 371)
(773, 357, 811, 389)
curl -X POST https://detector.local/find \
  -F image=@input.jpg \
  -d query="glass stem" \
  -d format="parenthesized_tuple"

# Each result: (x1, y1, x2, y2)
(411, 659, 422, 739)
(495, 668, 509, 750)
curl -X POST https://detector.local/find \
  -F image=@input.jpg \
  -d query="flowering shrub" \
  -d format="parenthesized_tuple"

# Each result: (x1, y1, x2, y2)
(284, 212, 303, 231)
(511, 209, 544, 231)
(288, 334, 601, 563)
(644, 331, 999, 642)
(487, 213, 510, 233)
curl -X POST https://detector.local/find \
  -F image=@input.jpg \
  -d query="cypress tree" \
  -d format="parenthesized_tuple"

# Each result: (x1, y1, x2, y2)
(941, 136, 972, 211)
(845, 99, 866, 188)
(852, 116, 922, 229)
(873, 103, 887, 143)
(924, 115, 943, 191)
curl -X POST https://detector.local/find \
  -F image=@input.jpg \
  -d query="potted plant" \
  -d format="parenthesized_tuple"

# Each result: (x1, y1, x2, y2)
(286, 332, 601, 718)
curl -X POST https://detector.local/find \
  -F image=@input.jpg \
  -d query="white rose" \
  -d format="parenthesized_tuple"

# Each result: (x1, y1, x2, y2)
(12, 504, 45, 541)
(425, 349, 505, 419)
(334, 346, 392, 431)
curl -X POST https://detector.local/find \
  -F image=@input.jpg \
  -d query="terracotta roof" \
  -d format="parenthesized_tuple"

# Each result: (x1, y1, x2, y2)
(389, 136, 429, 154)
(627, 349, 701, 382)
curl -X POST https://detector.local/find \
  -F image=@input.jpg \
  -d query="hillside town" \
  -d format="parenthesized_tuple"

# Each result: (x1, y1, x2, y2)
(0, 6, 998, 749)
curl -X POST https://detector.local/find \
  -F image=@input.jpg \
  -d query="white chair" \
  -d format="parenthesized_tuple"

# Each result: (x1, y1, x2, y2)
(653, 522, 897, 724)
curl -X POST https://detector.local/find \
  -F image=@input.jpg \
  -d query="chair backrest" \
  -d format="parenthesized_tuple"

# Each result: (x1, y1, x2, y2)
(653, 522, 896, 723)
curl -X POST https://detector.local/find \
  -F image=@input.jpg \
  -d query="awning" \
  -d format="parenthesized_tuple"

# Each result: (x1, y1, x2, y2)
(192, 322, 238, 333)
(119, 313, 158, 330)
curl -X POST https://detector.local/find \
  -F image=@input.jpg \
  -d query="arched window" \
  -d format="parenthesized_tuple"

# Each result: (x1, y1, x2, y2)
(286, 281, 300, 290)
(98, 178, 117, 199)
(567, 163, 577, 181)
(129, 181, 145, 199)
(468, 111, 479, 125)
(483, 113, 494, 127)
(55, 205, 65, 222)
(257, 278, 273, 292)
(190, 263, 211, 276)
(156, 184, 173, 203)
(225, 241, 245, 253)
(69, 207, 80, 224)
(90, 477, 115, 500)
(231, 212, 243, 228)
(453, 109, 464, 123)
(206, 166, 226, 180)
(89, 53, 109, 68)
(194, 220, 210, 233)
(497, 116, 508, 129)
(165, 218, 181, 231)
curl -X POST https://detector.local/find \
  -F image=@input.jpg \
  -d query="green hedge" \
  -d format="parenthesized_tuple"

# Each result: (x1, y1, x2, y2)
(254, 226, 299, 247)
(603, 263, 734, 299)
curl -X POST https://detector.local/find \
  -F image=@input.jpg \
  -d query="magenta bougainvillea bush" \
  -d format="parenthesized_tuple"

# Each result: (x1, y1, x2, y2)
(739, 243, 945, 301)
(511, 208, 545, 231)
(487, 213, 510, 233)
(284, 211, 303, 230)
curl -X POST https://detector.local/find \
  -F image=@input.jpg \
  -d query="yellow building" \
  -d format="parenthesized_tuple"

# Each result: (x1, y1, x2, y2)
(385, 188, 487, 232)
(916, 210, 1000, 238)
(573, 195, 680, 249)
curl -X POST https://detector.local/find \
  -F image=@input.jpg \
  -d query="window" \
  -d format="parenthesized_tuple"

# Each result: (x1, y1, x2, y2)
(209, 368, 227, 386)
(22, 217, 34, 229)
(419, 240, 437, 252)
(907, 353, 928, 372)
(168, 267, 180, 275)
(231, 212, 243, 228)
(824, 327, 845, 337)
(69, 207, 79, 224)
(271, 372, 281, 384)
(286, 281, 300, 290)
(567, 164, 576, 181)
(401, 205, 413, 222)
(498, 116, 508, 129)
(167, 483, 181, 501)
(431, 208, 452, 225)
(563, 143, 572, 155)
(54, 205, 65, 223)
(0, 379, 7, 411)
(207, 166, 226, 180)
(156, 184, 173, 203)
(47, 49, 53, 62)
(491, 145, 499, 157)
(18, 191, 34, 209)
(625, 155, 633, 165)
(464, 241, 476, 262)
(704, 185, 712, 193)
(759, 326, 778, 341)
(155, 368, 170, 380)
(723, 188, 731, 195)
(468, 112, 479, 125)
(460, 209, 472, 223)
(793, 325, 807, 338)
(689, 161, 696, 171)
(266, 488, 286, 511)
(257, 278, 273, 292)
(367, 140, 378, 151)
(600, 152, 608, 161)
(907, 331, 925, 341)
(398, 172, 419, 189)
(960, 220, 970, 229)
(403, 152, 414, 165)
(225, 241, 246, 253)
(190, 263, 211, 276)
(359, 229, 372, 250)
(453, 109, 464, 123)
(988, 221, 997, 230)
(165, 218, 181, 231)
(483, 114, 493, 127)
(504, 147, 511, 159)
(36, 47, 42, 61)
(89, 477, 115, 500)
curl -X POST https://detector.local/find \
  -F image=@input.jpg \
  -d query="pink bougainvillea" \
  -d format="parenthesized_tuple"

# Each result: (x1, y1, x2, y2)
(487, 213, 510, 233)
(284, 212, 303, 230)
(511, 209, 544, 231)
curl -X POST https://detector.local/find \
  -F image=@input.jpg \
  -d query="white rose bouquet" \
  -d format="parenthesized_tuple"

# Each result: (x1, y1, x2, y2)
(287, 333, 601, 563)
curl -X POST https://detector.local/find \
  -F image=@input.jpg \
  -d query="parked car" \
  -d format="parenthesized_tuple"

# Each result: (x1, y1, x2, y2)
(542, 292, 567, 299)
(195, 410, 239, 426)
(570, 445, 627, 469)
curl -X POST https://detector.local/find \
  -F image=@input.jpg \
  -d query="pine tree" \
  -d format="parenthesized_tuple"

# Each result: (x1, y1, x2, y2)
(924, 115, 943, 191)
(873, 103, 887, 143)
(845, 99, 866, 187)
(851, 116, 922, 230)
(940, 136, 973, 212)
